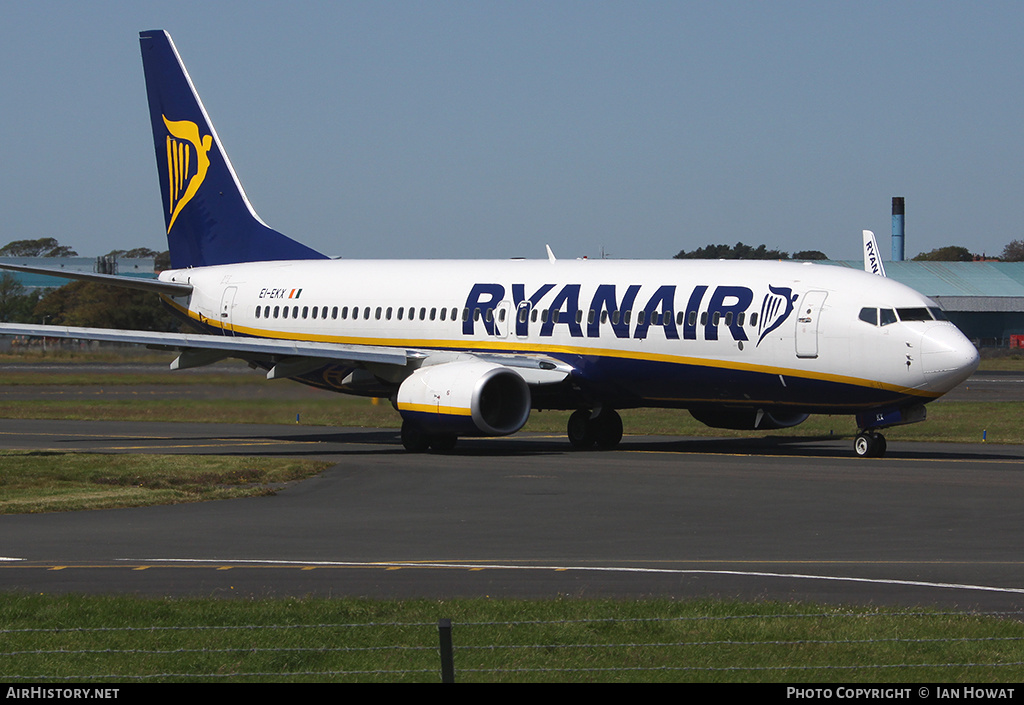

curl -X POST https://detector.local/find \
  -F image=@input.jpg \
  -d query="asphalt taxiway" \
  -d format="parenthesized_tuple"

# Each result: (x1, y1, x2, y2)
(2, 414, 1024, 611)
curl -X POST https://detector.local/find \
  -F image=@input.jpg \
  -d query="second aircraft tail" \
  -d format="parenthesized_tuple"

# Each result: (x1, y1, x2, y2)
(139, 30, 327, 269)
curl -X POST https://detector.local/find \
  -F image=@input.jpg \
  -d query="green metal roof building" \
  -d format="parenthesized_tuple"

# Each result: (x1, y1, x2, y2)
(827, 260, 1024, 345)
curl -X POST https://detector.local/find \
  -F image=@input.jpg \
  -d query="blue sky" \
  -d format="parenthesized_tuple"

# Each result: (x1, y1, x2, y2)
(1, 1, 1021, 262)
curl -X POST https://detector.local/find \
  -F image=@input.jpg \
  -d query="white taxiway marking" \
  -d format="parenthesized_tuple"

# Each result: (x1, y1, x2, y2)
(125, 558, 1024, 595)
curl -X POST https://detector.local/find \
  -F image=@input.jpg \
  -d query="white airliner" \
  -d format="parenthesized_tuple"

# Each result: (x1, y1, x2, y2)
(0, 30, 980, 458)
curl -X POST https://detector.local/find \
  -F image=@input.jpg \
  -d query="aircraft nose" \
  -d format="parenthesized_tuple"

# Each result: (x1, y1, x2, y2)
(920, 324, 979, 389)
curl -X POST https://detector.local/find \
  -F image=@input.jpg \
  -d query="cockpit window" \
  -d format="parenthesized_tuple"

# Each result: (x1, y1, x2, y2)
(897, 307, 932, 321)
(861, 306, 946, 326)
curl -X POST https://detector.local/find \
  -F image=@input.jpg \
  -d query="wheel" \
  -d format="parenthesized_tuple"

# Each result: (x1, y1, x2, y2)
(874, 433, 887, 457)
(401, 420, 431, 452)
(593, 409, 623, 450)
(854, 432, 886, 458)
(854, 433, 871, 457)
(567, 409, 596, 450)
(429, 434, 458, 452)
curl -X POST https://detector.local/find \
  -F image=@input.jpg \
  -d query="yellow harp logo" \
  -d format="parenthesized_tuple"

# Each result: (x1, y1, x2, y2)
(163, 115, 212, 234)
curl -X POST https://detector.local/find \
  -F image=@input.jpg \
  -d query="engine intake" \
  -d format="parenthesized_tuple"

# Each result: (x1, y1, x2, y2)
(397, 360, 531, 436)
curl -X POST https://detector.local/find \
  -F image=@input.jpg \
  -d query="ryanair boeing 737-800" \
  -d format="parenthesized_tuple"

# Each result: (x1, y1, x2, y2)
(0, 30, 980, 458)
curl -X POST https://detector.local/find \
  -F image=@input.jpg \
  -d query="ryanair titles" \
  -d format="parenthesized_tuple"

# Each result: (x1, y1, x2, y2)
(462, 282, 797, 345)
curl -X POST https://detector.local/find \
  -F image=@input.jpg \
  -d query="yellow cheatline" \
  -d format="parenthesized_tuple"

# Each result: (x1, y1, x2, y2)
(396, 402, 472, 417)
(161, 296, 938, 402)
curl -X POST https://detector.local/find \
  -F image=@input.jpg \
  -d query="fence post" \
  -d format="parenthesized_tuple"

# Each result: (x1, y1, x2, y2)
(438, 618, 455, 683)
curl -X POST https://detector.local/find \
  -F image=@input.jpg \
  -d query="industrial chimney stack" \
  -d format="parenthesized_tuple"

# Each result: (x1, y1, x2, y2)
(892, 197, 905, 262)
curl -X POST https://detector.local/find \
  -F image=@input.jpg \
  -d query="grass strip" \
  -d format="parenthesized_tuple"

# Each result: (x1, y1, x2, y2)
(0, 452, 331, 514)
(0, 398, 1020, 444)
(1, 594, 1023, 682)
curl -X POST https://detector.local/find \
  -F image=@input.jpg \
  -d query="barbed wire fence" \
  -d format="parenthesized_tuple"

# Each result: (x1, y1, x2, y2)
(3, 610, 1024, 682)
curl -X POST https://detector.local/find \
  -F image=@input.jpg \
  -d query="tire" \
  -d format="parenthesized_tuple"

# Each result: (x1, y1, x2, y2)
(429, 434, 458, 452)
(567, 409, 596, 450)
(854, 432, 886, 458)
(401, 420, 431, 452)
(594, 409, 623, 450)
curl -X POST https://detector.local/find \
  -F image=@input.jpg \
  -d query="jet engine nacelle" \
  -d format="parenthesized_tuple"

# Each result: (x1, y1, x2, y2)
(689, 406, 809, 431)
(396, 360, 531, 436)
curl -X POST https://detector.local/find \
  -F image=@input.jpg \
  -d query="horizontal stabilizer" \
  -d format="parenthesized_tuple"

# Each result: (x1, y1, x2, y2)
(0, 262, 193, 296)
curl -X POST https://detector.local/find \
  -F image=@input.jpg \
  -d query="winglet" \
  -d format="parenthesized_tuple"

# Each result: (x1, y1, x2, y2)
(545, 244, 557, 263)
(862, 230, 886, 277)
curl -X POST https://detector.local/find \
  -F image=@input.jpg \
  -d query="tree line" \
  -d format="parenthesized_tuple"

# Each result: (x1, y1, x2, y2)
(675, 239, 1024, 262)
(0, 238, 174, 328)
(0, 275, 178, 330)
(673, 242, 828, 260)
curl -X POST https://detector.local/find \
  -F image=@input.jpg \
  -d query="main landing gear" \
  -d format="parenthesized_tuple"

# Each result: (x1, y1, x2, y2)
(401, 420, 457, 453)
(854, 431, 887, 458)
(567, 408, 623, 450)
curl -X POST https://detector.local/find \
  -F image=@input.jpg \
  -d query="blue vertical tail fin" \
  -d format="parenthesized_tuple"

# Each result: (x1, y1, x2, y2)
(139, 30, 327, 268)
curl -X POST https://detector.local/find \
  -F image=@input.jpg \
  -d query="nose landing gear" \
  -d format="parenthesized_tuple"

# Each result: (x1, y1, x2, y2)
(853, 406, 927, 459)
(854, 431, 887, 458)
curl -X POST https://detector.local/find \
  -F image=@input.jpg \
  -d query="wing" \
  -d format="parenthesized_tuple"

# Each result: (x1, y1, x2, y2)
(0, 263, 571, 384)
(0, 322, 571, 384)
